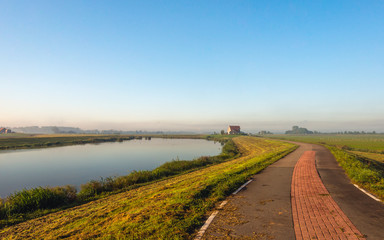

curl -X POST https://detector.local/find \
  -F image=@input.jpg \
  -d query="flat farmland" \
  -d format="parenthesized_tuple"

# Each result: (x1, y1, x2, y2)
(350, 151, 384, 163)
(268, 134, 384, 153)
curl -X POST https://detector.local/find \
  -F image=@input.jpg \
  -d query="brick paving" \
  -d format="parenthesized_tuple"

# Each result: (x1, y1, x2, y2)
(291, 151, 365, 240)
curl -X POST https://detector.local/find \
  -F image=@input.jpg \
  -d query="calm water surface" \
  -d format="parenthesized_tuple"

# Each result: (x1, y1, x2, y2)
(0, 138, 222, 197)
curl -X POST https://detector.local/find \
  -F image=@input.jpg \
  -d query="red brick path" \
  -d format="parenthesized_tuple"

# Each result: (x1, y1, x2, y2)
(291, 151, 365, 240)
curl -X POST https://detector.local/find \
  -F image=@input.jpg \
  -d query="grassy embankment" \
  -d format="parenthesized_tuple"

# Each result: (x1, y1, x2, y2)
(0, 134, 140, 150)
(0, 136, 296, 239)
(0, 134, 236, 228)
(268, 134, 384, 200)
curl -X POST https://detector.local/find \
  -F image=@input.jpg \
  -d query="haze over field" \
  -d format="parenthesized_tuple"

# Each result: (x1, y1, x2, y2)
(1, 1, 383, 132)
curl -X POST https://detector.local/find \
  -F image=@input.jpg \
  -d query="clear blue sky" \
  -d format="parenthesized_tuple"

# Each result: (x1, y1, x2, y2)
(1, 0, 383, 132)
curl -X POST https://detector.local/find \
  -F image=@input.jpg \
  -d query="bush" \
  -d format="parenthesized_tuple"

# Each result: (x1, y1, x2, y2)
(78, 180, 104, 199)
(354, 169, 380, 183)
(51, 185, 77, 203)
(0, 199, 6, 219)
(3, 186, 77, 216)
(221, 140, 238, 157)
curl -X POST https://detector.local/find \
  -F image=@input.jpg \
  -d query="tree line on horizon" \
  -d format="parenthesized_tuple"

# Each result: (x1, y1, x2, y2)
(285, 126, 379, 135)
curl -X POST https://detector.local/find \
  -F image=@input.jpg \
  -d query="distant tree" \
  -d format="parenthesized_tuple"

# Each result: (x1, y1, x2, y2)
(258, 130, 273, 135)
(51, 126, 60, 134)
(220, 130, 225, 135)
(286, 126, 314, 134)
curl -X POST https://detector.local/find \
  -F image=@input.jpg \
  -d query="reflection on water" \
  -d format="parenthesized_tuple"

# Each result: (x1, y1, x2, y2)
(0, 138, 221, 197)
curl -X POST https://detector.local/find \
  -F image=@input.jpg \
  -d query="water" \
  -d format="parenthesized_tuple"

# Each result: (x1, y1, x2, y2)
(0, 138, 222, 197)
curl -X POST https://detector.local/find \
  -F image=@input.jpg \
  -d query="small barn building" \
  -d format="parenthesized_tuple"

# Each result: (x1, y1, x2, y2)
(0, 128, 12, 134)
(227, 125, 241, 135)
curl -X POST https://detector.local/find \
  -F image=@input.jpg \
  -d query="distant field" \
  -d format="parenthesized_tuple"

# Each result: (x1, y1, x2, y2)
(0, 137, 296, 239)
(0, 133, 34, 138)
(349, 151, 384, 163)
(268, 134, 384, 153)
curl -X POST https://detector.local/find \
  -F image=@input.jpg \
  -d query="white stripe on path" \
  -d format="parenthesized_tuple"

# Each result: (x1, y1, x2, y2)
(194, 180, 253, 240)
(232, 180, 253, 195)
(353, 184, 381, 202)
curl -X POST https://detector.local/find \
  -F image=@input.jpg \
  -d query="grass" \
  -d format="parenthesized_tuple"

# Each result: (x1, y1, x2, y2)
(0, 136, 296, 239)
(268, 134, 384, 200)
(1, 186, 76, 215)
(0, 133, 34, 138)
(349, 151, 384, 163)
(0, 134, 139, 150)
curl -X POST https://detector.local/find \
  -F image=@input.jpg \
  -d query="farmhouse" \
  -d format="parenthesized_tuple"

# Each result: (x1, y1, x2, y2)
(0, 128, 11, 134)
(227, 125, 241, 135)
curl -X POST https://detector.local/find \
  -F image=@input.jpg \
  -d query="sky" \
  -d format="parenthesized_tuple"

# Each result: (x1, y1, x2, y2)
(1, 0, 384, 133)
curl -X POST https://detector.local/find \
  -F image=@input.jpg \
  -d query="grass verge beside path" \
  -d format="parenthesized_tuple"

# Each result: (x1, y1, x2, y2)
(267, 135, 384, 201)
(0, 136, 296, 239)
(327, 147, 384, 200)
